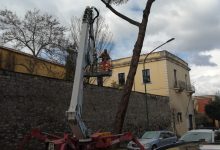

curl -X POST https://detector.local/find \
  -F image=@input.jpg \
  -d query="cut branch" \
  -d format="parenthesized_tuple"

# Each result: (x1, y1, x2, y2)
(101, 0, 140, 27)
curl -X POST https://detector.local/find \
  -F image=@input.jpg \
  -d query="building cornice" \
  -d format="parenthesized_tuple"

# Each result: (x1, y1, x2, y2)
(112, 50, 190, 71)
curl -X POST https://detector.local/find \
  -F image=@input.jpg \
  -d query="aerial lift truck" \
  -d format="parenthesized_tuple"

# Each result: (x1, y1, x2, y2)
(18, 7, 144, 150)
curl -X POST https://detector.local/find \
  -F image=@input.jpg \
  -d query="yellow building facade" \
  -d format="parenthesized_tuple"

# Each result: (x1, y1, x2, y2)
(0, 46, 66, 79)
(103, 50, 195, 135)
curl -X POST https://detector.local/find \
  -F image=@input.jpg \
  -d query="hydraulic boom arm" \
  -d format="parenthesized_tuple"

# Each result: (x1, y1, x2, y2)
(66, 6, 98, 138)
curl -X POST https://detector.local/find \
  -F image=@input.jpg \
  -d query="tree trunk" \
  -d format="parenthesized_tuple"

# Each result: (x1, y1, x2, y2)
(113, 0, 155, 134)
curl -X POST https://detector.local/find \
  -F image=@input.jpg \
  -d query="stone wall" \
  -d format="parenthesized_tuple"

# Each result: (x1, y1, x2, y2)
(0, 69, 171, 149)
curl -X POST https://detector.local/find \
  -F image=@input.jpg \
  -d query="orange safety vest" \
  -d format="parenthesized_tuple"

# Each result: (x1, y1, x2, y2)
(101, 60, 110, 71)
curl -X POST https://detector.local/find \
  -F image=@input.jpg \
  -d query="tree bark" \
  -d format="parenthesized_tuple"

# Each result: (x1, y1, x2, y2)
(113, 0, 155, 134)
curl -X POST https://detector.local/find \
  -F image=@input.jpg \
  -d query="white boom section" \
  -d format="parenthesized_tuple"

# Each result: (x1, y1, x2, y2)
(66, 7, 93, 138)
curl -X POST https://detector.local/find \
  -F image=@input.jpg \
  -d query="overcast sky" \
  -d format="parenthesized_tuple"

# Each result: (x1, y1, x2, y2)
(0, 0, 220, 95)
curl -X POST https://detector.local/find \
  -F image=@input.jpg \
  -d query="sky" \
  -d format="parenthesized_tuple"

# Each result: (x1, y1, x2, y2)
(0, 0, 220, 95)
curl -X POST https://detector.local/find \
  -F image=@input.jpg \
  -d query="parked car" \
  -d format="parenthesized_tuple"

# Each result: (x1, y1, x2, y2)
(127, 131, 177, 150)
(156, 141, 220, 150)
(179, 129, 220, 143)
(156, 141, 202, 150)
(200, 144, 220, 150)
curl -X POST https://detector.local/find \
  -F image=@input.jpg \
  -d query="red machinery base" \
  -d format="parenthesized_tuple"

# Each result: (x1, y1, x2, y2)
(18, 129, 144, 150)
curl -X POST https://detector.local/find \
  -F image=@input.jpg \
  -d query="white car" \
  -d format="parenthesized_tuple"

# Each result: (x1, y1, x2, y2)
(179, 129, 220, 143)
(154, 142, 220, 150)
(200, 144, 220, 150)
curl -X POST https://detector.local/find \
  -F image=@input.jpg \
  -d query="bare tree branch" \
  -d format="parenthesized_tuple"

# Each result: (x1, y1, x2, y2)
(0, 9, 68, 60)
(101, 0, 140, 27)
(70, 15, 113, 53)
(103, 0, 129, 6)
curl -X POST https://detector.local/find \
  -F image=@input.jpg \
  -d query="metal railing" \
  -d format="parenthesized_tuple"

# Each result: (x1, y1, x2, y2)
(173, 80, 195, 93)
(174, 80, 186, 90)
(186, 84, 195, 93)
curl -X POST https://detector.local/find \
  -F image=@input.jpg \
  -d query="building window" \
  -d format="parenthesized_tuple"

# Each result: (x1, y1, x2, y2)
(177, 112, 182, 123)
(174, 69, 177, 87)
(189, 114, 193, 130)
(185, 74, 188, 88)
(142, 69, 151, 83)
(118, 73, 125, 85)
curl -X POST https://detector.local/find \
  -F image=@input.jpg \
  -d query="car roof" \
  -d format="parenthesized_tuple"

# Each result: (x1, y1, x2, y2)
(187, 129, 213, 133)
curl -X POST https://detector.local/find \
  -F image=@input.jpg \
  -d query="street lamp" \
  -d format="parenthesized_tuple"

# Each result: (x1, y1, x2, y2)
(143, 38, 175, 129)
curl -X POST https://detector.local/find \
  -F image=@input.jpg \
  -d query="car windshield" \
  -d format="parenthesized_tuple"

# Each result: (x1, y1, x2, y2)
(141, 131, 160, 139)
(179, 132, 212, 142)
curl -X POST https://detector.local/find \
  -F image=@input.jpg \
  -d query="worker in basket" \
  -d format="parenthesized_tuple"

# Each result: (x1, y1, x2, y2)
(99, 49, 111, 71)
